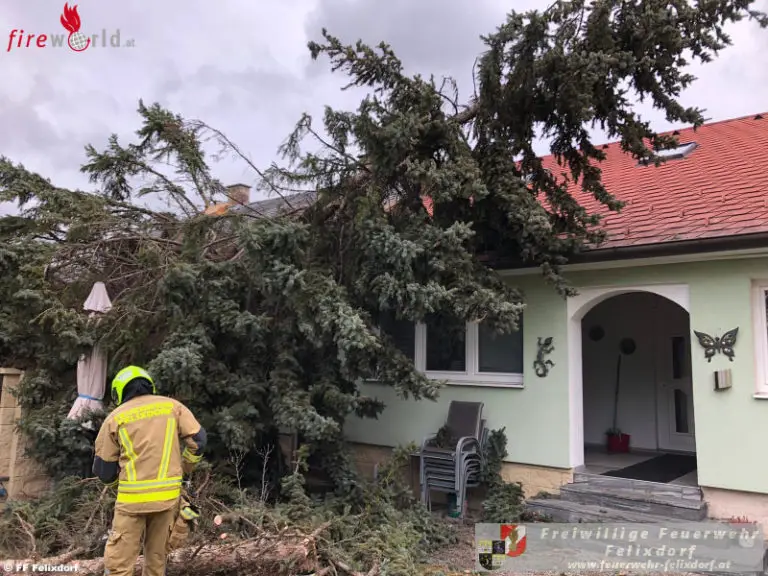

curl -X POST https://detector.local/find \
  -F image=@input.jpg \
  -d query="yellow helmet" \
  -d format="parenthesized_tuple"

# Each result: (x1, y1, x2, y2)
(111, 365, 156, 405)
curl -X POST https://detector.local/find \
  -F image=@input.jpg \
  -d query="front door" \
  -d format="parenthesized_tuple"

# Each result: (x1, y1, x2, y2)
(656, 332, 696, 452)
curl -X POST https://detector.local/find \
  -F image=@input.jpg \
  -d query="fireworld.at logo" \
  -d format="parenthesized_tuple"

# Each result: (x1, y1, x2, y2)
(7, 3, 135, 52)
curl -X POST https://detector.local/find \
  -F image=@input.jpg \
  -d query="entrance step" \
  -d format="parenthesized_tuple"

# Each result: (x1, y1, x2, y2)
(572, 471, 703, 500)
(524, 498, 693, 523)
(560, 482, 707, 521)
(525, 472, 707, 523)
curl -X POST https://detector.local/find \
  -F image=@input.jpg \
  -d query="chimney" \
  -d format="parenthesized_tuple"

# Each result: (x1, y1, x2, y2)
(226, 183, 250, 205)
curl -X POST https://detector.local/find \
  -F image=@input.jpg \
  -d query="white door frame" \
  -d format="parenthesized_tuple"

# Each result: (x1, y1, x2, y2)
(566, 284, 690, 468)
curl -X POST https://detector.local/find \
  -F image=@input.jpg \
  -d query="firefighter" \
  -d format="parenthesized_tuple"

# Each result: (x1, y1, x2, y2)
(92, 366, 207, 576)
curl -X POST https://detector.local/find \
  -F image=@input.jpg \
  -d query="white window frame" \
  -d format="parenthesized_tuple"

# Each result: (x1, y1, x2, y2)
(415, 321, 524, 388)
(752, 281, 768, 398)
(371, 317, 524, 388)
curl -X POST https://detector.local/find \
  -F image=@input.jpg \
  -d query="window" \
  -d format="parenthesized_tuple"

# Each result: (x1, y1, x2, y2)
(674, 389, 689, 433)
(425, 313, 466, 372)
(671, 336, 685, 380)
(478, 319, 524, 374)
(654, 142, 697, 160)
(421, 317, 524, 386)
(638, 142, 698, 165)
(375, 311, 524, 386)
(379, 312, 416, 361)
(753, 282, 768, 397)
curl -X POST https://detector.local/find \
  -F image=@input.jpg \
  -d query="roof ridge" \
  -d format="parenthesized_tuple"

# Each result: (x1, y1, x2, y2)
(655, 110, 768, 139)
(569, 110, 768, 153)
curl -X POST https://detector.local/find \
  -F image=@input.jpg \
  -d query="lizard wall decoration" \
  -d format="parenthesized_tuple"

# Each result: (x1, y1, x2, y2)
(534, 336, 555, 377)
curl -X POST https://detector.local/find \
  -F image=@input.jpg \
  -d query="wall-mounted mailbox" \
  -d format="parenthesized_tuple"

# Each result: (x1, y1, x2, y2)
(714, 368, 732, 391)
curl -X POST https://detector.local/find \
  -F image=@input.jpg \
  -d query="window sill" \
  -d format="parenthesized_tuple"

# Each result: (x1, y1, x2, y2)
(364, 373, 524, 388)
(443, 379, 524, 389)
(425, 370, 523, 386)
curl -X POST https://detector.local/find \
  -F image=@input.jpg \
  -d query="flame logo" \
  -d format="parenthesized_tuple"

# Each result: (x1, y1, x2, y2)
(60, 3, 91, 52)
(60, 3, 82, 33)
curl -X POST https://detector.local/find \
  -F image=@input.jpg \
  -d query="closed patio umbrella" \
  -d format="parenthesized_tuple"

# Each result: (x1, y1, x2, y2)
(67, 282, 112, 427)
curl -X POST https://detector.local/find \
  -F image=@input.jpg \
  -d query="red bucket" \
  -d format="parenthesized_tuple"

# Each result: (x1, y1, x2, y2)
(606, 433, 630, 453)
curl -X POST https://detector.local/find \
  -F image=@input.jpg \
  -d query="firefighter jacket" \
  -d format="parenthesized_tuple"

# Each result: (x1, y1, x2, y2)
(94, 394, 205, 513)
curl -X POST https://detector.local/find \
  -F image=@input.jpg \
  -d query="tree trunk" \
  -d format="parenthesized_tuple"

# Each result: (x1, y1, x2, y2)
(20, 537, 317, 576)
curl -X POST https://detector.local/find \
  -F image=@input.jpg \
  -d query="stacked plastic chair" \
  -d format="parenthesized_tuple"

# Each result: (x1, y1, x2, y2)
(419, 401, 487, 518)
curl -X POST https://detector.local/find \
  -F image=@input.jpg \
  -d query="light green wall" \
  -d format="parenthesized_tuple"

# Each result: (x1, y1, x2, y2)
(344, 274, 572, 469)
(344, 255, 768, 493)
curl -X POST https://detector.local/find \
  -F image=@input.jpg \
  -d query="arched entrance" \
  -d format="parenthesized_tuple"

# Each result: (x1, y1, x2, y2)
(566, 284, 698, 486)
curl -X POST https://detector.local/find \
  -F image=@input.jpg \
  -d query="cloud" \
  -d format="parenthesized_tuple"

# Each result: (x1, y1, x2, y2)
(0, 1, 321, 196)
(304, 0, 516, 78)
(0, 0, 765, 205)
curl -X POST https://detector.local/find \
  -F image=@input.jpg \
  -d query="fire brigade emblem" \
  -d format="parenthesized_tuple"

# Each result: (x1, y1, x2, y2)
(477, 524, 526, 570)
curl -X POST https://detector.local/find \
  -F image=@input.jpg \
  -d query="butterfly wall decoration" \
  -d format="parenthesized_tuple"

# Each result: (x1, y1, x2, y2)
(692, 327, 739, 362)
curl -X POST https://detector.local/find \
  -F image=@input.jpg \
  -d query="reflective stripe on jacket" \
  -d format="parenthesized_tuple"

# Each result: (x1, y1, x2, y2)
(94, 394, 203, 513)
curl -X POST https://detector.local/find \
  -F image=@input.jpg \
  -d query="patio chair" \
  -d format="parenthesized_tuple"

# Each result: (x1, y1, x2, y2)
(420, 418, 488, 488)
(421, 420, 487, 515)
(422, 451, 483, 511)
(419, 402, 486, 516)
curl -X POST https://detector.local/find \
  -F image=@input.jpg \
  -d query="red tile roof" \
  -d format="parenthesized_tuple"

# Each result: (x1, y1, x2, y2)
(233, 114, 768, 254)
(424, 112, 768, 251)
(540, 112, 768, 249)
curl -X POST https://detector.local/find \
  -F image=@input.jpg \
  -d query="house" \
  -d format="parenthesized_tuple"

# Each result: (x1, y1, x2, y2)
(342, 111, 768, 524)
(193, 113, 768, 523)
(205, 185, 317, 218)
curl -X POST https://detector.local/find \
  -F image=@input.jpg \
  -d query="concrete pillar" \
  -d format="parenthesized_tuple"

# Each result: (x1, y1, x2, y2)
(0, 368, 22, 481)
(0, 368, 50, 500)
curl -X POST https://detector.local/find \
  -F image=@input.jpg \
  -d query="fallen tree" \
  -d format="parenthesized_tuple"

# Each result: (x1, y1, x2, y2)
(25, 525, 336, 576)
(3, 0, 764, 491)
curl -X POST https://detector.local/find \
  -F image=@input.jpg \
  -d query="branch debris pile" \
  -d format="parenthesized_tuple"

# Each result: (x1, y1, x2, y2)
(0, 448, 459, 576)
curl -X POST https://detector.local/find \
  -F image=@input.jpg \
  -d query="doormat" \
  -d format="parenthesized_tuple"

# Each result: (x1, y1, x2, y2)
(603, 453, 697, 483)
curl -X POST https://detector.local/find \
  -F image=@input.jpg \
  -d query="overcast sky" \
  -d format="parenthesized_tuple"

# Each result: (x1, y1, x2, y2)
(1, 0, 767, 210)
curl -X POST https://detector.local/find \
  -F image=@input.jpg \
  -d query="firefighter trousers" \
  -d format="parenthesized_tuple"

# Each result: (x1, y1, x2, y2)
(104, 504, 177, 576)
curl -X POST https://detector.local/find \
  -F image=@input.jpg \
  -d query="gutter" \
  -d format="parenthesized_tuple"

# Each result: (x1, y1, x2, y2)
(488, 231, 768, 270)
